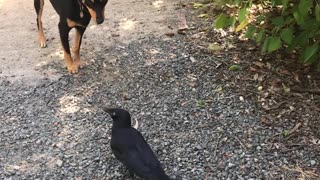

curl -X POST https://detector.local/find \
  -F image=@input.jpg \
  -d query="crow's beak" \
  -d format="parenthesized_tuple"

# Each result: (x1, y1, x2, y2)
(103, 107, 113, 115)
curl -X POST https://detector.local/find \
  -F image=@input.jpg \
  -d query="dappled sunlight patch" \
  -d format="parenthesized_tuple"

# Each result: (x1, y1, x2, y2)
(143, 47, 172, 65)
(59, 95, 81, 114)
(149, 48, 161, 55)
(35, 49, 64, 68)
(0, 0, 4, 9)
(120, 18, 137, 30)
(57, 125, 72, 137)
(152, 0, 164, 8)
(29, 153, 60, 170)
(5, 160, 40, 174)
(145, 58, 167, 66)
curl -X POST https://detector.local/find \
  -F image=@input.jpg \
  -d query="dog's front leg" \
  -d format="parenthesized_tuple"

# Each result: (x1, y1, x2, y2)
(73, 26, 86, 68)
(58, 21, 78, 74)
(34, 0, 47, 48)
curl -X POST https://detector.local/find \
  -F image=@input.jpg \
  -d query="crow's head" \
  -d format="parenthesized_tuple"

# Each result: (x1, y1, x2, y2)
(104, 108, 132, 128)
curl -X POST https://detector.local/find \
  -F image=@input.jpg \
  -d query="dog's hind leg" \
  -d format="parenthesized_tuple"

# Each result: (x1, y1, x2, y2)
(73, 26, 87, 68)
(34, 0, 47, 48)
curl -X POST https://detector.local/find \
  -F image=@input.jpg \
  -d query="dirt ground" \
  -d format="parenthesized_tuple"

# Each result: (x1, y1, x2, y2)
(0, 0, 178, 85)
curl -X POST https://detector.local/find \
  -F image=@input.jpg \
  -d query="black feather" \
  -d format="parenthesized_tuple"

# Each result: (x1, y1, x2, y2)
(105, 108, 171, 180)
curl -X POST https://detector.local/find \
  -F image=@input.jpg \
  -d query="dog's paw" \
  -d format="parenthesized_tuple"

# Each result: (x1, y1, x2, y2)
(67, 63, 79, 74)
(39, 42, 47, 48)
(73, 59, 83, 68)
(39, 37, 47, 48)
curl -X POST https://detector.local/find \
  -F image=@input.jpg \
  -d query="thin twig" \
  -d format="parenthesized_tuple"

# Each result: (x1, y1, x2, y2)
(234, 136, 247, 151)
(291, 86, 320, 95)
(282, 165, 320, 179)
(213, 134, 223, 158)
(286, 123, 301, 137)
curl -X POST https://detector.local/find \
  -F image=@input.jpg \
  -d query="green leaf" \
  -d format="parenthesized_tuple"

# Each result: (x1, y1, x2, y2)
(215, 85, 223, 93)
(300, 44, 319, 63)
(271, 16, 284, 27)
(293, 11, 304, 25)
(214, 14, 229, 29)
(282, 0, 288, 6)
(262, 37, 281, 53)
(262, 38, 269, 53)
(272, 0, 282, 6)
(232, 0, 239, 5)
(245, 25, 256, 39)
(295, 31, 309, 47)
(284, 17, 294, 25)
(267, 36, 281, 53)
(235, 19, 249, 32)
(283, 130, 290, 137)
(280, 28, 293, 44)
(238, 8, 247, 22)
(316, 4, 320, 22)
(229, 16, 237, 31)
(255, 29, 265, 43)
(282, 0, 289, 14)
(298, 0, 313, 17)
(228, 65, 242, 71)
(196, 100, 207, 108)
(192, 2, 204, 9)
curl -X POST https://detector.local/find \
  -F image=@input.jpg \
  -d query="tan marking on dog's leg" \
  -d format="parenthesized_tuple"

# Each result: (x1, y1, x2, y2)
(63, 50, 78, 74)
(86, 7, 97, 23)
(38, 0, 47, 48)
(73, 30, 81, 68)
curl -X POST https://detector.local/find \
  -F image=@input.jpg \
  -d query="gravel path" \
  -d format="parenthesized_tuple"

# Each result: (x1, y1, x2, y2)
(1, 1, 320, 180)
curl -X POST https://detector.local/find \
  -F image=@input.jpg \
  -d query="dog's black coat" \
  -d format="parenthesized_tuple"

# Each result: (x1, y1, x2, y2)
(34, 0, 108, 73)
(105, 108, 171, 180)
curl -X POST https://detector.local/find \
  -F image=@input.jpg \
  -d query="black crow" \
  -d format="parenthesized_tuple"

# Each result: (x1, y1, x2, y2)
(104, 108, 171, 180)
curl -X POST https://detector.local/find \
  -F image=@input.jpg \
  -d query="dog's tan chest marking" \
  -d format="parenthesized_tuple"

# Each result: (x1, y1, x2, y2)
(66, 19, 85, 28)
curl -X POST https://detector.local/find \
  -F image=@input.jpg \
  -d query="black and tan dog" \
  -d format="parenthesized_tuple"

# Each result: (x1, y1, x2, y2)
(34, 0, 108, 73)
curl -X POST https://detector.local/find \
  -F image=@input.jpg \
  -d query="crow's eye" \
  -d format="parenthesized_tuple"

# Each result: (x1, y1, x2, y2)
(112, 112, 116, 116)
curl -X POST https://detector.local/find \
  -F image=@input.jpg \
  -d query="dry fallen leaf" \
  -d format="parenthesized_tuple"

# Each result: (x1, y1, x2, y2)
(164, 32, 175, 37)
(208, 43, 223, 52)
(253, 73, 259, 81)
(279, 69, 291, 76)
(282, 83, 290, 93)
(250, 67, 258, 72)
(293, 72, 301, 83)
(260, 115, 273, 126)
(254, 61, 265, 68)
(177, 12, 189, 31)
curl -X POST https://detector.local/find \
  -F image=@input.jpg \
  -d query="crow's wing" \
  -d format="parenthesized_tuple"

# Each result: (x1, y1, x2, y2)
(126, 129, 164, 177)
(111, 128, 164, 178)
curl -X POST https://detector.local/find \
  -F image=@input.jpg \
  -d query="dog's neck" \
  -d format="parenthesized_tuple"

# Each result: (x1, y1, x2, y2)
(77, 0, 85, 18)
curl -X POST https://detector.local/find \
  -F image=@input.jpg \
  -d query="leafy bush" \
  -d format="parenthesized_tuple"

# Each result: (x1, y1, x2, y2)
(213, 0, 320, 65)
